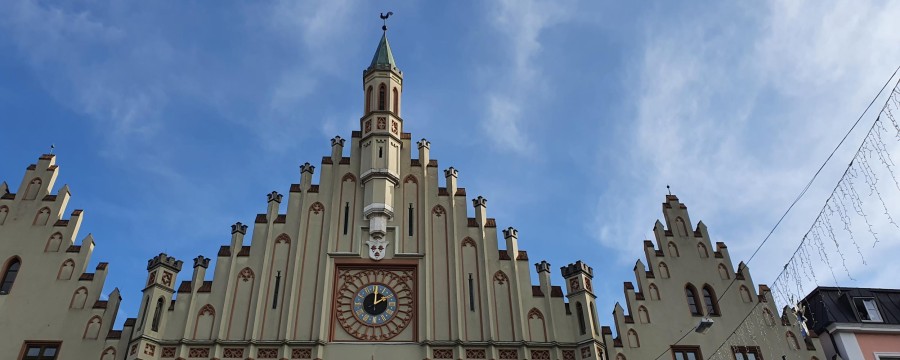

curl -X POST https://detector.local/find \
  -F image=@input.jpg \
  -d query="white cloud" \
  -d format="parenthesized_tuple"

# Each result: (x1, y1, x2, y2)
(595, 0, 900, 301)
(480, 0, 574, 155)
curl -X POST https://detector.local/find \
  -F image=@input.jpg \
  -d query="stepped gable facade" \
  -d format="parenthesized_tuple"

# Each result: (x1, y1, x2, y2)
(602, 195, 826, 360)
(122, 29, 603, 360)
(0, 26, 834, 360)
(0, 30, 605, 360)
(0, 154, 133, 360)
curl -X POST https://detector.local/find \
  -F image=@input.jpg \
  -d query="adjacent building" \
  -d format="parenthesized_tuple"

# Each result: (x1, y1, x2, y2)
(0, 27, 831, 360)
(803, 287, 900, 360)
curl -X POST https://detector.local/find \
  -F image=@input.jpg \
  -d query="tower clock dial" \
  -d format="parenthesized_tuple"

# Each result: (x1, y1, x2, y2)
(334, 267, 415, 341)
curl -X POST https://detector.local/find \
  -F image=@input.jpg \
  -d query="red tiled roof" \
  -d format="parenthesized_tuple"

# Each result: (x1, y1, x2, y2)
(532, 285, 544, 297)
(516, 251, 528, 261)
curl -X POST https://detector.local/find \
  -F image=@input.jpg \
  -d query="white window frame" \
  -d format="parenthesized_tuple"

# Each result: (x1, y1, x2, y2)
(875, 353, 900, 360)
(852, 297, 884, 322)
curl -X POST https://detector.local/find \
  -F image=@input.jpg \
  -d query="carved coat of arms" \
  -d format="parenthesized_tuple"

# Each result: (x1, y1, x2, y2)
(366, 236, 389, 261)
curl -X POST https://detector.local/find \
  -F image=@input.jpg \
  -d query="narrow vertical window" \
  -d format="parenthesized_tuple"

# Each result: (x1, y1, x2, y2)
(378, 84, 386, 110)
(272, 271, 281, 309)
(366, 86, 373, 113)
(468, 273, 475, 311)
(151, 297, 164, 331)
(686, 285, 701, 315)
(392, 87, 399, 113)
(379, 147, 383, 158)
(703, 286, 719, 315)
(576, 302, 586, 335)
(343, 202, 350, 235)
(408, 203, 414, 236)
(0, 258, 21, 294)
(138, 297, 150, 329)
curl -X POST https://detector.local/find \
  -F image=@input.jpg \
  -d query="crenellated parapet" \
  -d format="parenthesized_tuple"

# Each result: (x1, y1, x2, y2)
(147, 253, 184, 273)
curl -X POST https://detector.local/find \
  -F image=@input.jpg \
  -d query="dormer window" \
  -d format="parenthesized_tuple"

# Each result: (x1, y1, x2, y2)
(852, 297, 883, 322)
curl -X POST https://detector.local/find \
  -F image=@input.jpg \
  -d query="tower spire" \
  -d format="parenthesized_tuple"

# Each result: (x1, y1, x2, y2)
(368, 12, 399, 75)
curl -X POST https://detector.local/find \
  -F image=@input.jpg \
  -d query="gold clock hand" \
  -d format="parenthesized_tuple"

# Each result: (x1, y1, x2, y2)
(373, 286, 381, 304)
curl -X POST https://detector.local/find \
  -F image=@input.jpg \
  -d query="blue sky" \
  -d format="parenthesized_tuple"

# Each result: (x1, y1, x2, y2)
(2, 1, 900, 330)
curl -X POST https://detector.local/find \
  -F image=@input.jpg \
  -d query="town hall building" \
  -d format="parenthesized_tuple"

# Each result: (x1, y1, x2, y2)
(0, 26, 827, 360)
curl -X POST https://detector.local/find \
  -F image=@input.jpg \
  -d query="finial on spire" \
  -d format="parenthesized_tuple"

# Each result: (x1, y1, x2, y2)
(667, 185, 671, 195)
(380, 11, 393, 32)
(49, 144, 55, 154)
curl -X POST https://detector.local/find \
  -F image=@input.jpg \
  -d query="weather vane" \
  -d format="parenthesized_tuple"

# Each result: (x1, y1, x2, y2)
(380, 11, 393, 32)
(666, 184, 671, 195)
(49, 144, 55, 154)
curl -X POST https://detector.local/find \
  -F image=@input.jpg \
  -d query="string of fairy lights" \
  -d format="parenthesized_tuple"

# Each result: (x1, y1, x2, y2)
(647, 66, 900, 360)
(707, 72, 900, 360)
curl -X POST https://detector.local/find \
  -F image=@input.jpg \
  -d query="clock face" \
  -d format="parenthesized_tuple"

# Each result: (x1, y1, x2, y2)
(335, 267, 415, 341)
(353, 284, 398, 325)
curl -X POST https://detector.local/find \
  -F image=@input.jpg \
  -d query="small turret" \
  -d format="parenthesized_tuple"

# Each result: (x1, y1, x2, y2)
(266, 191, 282, 220)
(444, 167, 458, 195)
(472, 196, 487, 226)
(535, 260, 552, 291)
(300, 162, 315, 190)
(230, 222, 248, 251)
(192, 256, 210, 291)
(561, 260, 600, 344)
(503, 227, 519, 260)
(331, 136, 345, 161)
(417, 139, 430, 166)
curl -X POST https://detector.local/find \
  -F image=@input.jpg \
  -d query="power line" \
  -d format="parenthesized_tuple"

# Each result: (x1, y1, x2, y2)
(648, 64, 900, 360)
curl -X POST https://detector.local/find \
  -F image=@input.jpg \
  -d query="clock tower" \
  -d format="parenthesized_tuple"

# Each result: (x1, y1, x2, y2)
(359, 27, 404, 261)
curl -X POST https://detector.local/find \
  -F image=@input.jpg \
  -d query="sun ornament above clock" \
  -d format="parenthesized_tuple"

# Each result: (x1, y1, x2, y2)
(334, 267, 415, 341)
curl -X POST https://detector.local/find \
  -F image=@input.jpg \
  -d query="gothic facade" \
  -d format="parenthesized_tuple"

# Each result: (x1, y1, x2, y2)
(0, 30, 827, 360)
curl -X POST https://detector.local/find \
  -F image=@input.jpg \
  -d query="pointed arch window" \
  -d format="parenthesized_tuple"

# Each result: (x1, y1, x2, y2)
(378, 84, 386, 110)
(763, 308, 776, 326)
(1, 257, 21, 294)
(638, 306, 650, 323)
(703, 285, 719, 315)
(24, 177, 41, 200)
(697, 243, 708, 258)
(392, 87, 399, 113)
(366, 86, 373, 113)
(627, 329, 640, 347)
(685, 284, 702, 316)
(151, 297, 164, 331)
(649, 283, 660, 300)
(658, 262, 670, 278)
(718, 264, 730, 280)
(667, 242, 679, 257)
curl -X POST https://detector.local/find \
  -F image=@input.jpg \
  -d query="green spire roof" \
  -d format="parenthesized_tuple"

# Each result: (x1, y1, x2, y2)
(367, 33, 399, 73)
